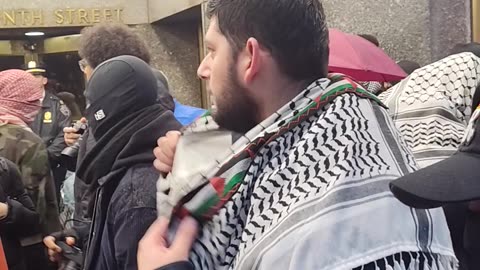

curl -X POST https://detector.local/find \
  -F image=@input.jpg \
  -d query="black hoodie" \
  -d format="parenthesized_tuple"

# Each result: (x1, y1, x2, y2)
(76, 56, 182, 270)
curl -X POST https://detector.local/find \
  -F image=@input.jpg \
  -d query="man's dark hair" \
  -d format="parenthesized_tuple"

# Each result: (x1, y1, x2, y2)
(451, 42, 480, 58)
(79, 23, 151, 69)
(358, 34, 380, 47)
(206, 0, 329, 83)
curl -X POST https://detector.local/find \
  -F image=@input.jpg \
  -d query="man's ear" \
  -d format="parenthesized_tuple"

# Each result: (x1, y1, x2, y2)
(242, 37, 261, 84)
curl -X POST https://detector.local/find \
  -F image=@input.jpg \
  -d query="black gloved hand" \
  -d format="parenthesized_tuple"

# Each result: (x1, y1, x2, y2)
(50, 228, 80, 243)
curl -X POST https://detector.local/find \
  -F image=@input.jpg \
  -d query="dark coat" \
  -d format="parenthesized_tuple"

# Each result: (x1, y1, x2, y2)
(0, 158, 41, 270)
(0, 124, 61, 235)
(31, 91, 72, 167)
(72, 66, 179, 235)
(73, 56, 182, 270)
(85, 165, 161, 270)
(80, 107, 182, 270)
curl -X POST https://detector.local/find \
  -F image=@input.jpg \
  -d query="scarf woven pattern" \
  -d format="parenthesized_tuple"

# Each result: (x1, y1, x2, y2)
(159, 75, 457, 270)
(379, 52, 480, 168)
(0, 70, 42, 127)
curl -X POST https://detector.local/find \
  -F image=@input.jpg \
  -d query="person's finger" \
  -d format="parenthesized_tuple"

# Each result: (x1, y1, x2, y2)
(165, 131, 181, 150)
(66, 237, 76, 246)
(141, 217, 170, 247)
(154, 142, 175, 172)
(63, 127, 76, 133)
(157, 149, 174, 166)
(65, 137, 79, 145)
(65, 140, 75, 147)
(155, 138, 174, 163)
(153, 159, 172, 173)
(43, 236, 62, 253)
(65, 138, 79, 144)
(156, 132, 179, 147)
(65, 138, 79, 147)
(66, 133, 81, 139)
(153, 146, 164, 161)
(171, 216, 198, 257)
(48, 248, 57, 257)
(160, 145, 175, 164)
(80, 117, 87, 123)
(48, 249, 63, 263)
(49, 255, 60, 262)
(165, 130, 181, 139)
(157, 136, 165, 147)
(156, 137, 174, 159)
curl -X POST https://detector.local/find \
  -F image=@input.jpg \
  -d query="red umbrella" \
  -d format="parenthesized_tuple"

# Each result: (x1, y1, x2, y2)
(328, 28, 407, 82)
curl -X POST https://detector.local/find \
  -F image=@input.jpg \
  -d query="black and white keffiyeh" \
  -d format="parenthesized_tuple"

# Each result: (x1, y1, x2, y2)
(160, 75, 457, 270)
(379, 53, 480, 168)
(361, 81, 385, 95)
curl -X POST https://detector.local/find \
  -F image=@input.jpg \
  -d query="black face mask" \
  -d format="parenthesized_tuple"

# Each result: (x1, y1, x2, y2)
(84, 55, 158, 140)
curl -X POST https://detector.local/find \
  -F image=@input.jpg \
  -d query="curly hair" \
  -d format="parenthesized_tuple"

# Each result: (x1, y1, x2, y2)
(78, 23, 151, 68)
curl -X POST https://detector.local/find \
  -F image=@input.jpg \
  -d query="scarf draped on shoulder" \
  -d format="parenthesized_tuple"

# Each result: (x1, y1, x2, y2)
(379, 52, 480, 168)
(159, 74, 457, 270)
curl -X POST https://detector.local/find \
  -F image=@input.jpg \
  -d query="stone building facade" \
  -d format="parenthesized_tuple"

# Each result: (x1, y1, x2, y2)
(0, 0, 205, 107)
(0, 0, 475, 108)
(324, 0, 472, 66)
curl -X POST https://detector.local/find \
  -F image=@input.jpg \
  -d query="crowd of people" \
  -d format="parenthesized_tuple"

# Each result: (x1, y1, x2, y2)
(0, 0, 479, 270)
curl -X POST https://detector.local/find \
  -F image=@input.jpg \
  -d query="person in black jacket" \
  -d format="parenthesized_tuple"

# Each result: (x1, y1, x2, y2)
(61, 23, 154, 239)
(45, 55, 182, 270)
(25, 61, 72, 199)
(0, 157, 41, 270)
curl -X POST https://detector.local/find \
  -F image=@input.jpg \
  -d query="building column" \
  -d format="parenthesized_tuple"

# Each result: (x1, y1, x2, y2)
(429, 0, 471, 61)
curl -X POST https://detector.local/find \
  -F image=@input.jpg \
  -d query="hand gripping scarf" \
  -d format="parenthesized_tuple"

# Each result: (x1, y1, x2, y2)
(379, 53, 480, 168)
(158, 74, 457, 270)
(0, 70, 42, 128)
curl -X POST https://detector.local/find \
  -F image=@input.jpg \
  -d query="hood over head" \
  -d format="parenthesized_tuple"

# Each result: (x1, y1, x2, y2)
(85, 55, 157, 140)
(151, 68, 175, 112)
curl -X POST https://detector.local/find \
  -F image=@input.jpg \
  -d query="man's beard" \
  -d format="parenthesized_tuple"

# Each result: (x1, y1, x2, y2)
(212, 66, 258, 134)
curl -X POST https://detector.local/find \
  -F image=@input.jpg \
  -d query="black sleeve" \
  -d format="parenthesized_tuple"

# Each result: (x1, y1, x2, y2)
(0, 197, 40, 235)
(72, 220, 91, 250)
(155, 262, 194, 270)
(12, 192, 35, 211)
(47, 103, 72, 165)
(0, 159, 41, 235)
(58, 151, 78, 172)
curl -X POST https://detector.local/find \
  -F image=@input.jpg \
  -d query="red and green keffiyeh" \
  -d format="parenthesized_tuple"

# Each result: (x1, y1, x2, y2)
(157, 74, 456, 270)
(160, 74, 385, 222)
